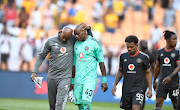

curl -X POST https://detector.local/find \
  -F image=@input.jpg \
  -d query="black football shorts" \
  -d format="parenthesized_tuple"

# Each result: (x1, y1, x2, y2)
(120, 90, 145, 109)
(156, 85, 179, 101)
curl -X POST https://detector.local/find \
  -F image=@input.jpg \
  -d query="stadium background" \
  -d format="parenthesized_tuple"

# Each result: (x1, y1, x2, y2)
(0, 0, 180, 110)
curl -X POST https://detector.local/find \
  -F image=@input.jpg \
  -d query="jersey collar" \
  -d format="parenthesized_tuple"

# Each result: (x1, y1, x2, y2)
(128, 50, 139, 57)
(164, 47, 175, 52)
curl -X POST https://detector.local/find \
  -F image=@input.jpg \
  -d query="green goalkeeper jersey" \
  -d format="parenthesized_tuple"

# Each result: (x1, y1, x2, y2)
(73, 35, 104, 85)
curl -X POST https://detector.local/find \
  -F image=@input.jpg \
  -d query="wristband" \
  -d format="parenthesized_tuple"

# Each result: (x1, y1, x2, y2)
(71, 78, 74, 84)
(169, 73, 174, 78)
(102, 77, 107, 83)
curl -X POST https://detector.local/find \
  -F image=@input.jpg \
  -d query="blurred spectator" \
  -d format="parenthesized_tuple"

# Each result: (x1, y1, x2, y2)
(164, 3, 175, 29)
(144, 0, 154, 23)
(104, 7, 118, 34)
(18, 7, 29, 28)
(8, 24, 21, 71)
(4, 1, 16, 26)
(0, 5, 4, 22)
(93, 0, 103, 22)
(150, 25, 163, 45)
(34, 27, 45, 58)
(112, 0, 126, 28)
(74, 4, 85, 25)
(31, 7, 42, 29)
(68, 5, 76, 24)
(15, 0, 24, 9)
(22, 0, 35, 14)
(58, 7, 69, 29)
(172, 0, 180, 11)
(92, 19, 105, 34)
(134, 0, 143, 11)
(0, 25, 11, 70)
(20, 33, 35, 72)
(0, 20, 4, 34)
(43, 5, 54, 31)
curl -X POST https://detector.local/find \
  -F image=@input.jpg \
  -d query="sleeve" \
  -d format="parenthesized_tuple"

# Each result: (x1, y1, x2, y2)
(176, 50, 180, 62)
(143, 55, 151, 70)
(95, 42, 104, 63)
(87, 26, 93, 37)
(119, 54, 123, 69)
(32, 39, 50, 73)
(156, 50, 160, 63)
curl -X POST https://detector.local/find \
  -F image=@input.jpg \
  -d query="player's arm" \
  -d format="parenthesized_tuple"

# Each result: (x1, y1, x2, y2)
(99, 62, 108, 92)
(112, 54, 123, 97)
(153, 61, 160, 90)
(79, 23, 93, 37)
(145, 69, 152, 98)
(112, 68, 123, 97)
(70, 66, 75, 91)
(30, 39, 50, 81)
(162, 61, 180, 84)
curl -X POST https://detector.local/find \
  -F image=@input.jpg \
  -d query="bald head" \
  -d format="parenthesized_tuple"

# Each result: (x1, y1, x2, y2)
(59, 26, 73, 43)
(62, 26, 73, 37)
(139, 40, 147, 52)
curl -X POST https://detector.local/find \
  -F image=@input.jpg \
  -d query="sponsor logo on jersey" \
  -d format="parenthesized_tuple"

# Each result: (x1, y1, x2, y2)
(124, 59, 127, 62)
(171, 53, 175, 58)
(60, 47, 66, 53)
(127, 64, 136, 73)
(136, 58, 142, 63)
(79, 53, 84, 59)
(85, 46, 89, 51)
(163, 57, 171, 66)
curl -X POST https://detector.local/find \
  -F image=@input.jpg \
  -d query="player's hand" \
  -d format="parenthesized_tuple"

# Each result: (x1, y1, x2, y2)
(70, 84, 74, 91)
(153, 81, 157, 91)
(146, 89, 152, 98)
(101, 83, 108, 93)
(79, 23, 90, 30)
(112, 85, 117, 97)
(162, 76, 171, 84)
(30, 73, 37, 81)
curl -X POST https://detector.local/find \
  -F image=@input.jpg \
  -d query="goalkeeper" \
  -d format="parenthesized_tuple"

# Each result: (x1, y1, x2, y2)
(71, 24, 108, 110)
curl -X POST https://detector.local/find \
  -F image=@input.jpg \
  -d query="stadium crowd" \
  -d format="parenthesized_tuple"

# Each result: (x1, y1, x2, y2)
(0, 0, 180, 75)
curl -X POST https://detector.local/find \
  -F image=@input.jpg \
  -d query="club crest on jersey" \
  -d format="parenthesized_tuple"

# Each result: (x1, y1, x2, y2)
(60, 47, 66, 53)
(85, 46, 89, 51)
(136, 58, 142, 63)
(163, 57, 171, 66)
(127, 64, 136, 73)
(171, 53, 175, 58)
(79, 53, 84, 59)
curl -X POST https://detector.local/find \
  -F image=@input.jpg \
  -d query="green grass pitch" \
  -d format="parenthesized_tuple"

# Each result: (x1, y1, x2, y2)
(0, 98, 174, 110)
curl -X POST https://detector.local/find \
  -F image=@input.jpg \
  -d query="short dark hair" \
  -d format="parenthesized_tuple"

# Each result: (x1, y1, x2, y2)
(125, 35, 139, 44)
(163, 30, 176, 39)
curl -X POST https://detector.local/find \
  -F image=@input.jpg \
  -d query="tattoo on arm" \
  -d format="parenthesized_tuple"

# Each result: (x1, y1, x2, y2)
(114, 69, 123, 86)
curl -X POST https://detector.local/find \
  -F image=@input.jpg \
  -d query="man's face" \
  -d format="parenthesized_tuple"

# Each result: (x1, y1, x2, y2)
(74, 27, 86, 41)
(169, 35, 177, 47)
(59, 31, 71, 43)
(126, 42, 138, 55)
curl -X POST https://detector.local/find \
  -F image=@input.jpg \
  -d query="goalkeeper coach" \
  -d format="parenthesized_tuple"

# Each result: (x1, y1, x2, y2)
(30, 24, 93, 110)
